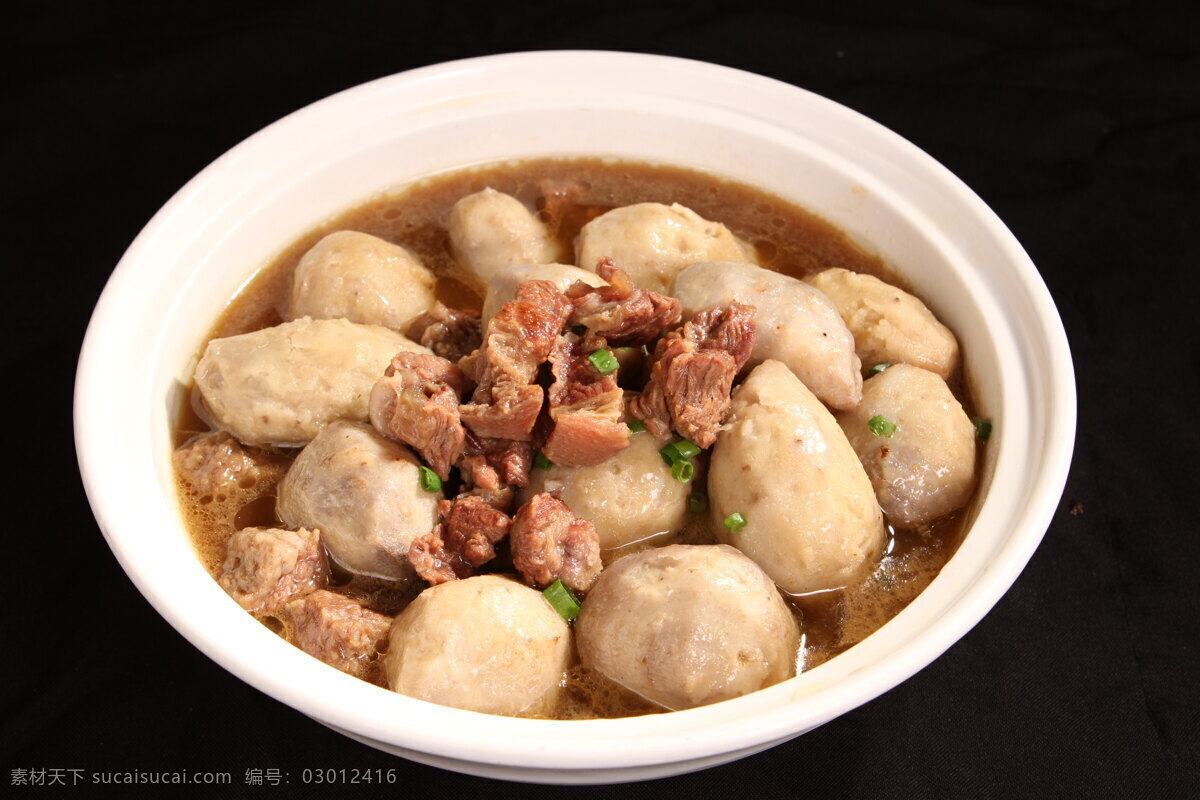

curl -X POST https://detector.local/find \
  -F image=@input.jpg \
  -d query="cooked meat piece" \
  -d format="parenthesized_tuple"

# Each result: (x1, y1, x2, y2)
(405, 302, 483, 363)
(460, 280, 573, 441)
(629, 303, 757, 448)
(657, 345, 739, 448)
(285, 590, 391, 681)
(541, 332, 629, 467)
(481, 263, 606, 326)
(173, 431, 273, 495)
(408, 496, 513, 585)
(675, 261, 862, 409)
(369, 352, 469, 479)
(407, 524, 459, 585)
(510, 493, 602, 592)
(536, 177, 585, 227)
(218, 527, 328, 614)
(627, 372, 673, 440)
(687, 302, 758, 369)
(456, 438, 518, 512)
(461, 431, 534, 489)
(441, 495, 512, 567)
(566, 260, 682, 346)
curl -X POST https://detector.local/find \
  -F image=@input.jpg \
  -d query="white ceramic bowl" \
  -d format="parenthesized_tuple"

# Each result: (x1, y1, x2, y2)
(74, 52, 1075, 783)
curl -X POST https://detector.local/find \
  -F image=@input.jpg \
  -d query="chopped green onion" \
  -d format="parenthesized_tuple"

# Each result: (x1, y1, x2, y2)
(587, 349, 619, 374)
(689, 492, 709, 514)
(868, 415, 898, 437)
(868, 362, 891, 375)
(534, 450, 554, 470)
(418, 466, 442, 493)
(724, 512, 747, 534)
(973, 417, 992, 440)
(571, 325, 586, 336)
(627, 419, 645, 433)
(671, 440, 701, 460)
(671, 459, 694, 483)
(659, 439, 701, 465)
(543, 579, 581, 621)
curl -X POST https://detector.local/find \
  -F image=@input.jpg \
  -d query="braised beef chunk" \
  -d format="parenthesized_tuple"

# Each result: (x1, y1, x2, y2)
(627, 374, 673, 440)
(687, 302, 757, 369)
(510, 493, 602, 592)
(462, 432, 534, 490)
(407, 523, 461, 585)
(369, 352, 469, 480)
(218, 527, 328, 614)
(541, 332, 629, 467)
(567, 259, 682, 347)
(285, 590, 391, 681)
(460, 280, 573, 441)
(658, 345, 739, 448)
(174, 431, 272, 495)
(409, 497, 512, 584)
(629, 302, 757, 448)
(406, 302, 482, 363)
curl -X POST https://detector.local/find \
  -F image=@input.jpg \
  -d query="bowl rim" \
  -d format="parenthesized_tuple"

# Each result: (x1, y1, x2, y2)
(74, 50, 1076, 773)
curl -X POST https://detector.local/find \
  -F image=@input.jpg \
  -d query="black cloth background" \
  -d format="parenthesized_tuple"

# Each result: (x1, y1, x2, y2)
(4, 1, 1197, 797)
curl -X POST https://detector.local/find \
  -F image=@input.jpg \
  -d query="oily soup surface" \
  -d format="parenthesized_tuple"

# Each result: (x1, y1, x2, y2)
(176, 158, 978, 719)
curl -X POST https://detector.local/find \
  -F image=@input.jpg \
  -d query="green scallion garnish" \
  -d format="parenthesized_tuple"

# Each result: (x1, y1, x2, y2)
(418, 466, 442, 493)
(868, 415, 898, 437)
(543, 579, 581, 621)
(587, 349, 619, 374)
(724, 512, 747, 534)
(627, 419, 645, 433)
(671, 459, 694, 483)
(689, 492, 708, 514)
(973, 417, 992, 440)
(671, 440, 701, 460)
(535, 450, 554, 470)
(659, 439, 701, 465)
(868, 363, 891, 375)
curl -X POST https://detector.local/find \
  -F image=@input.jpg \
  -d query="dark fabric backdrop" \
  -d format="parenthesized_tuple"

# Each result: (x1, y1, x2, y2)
(4, 1, 1197, 797)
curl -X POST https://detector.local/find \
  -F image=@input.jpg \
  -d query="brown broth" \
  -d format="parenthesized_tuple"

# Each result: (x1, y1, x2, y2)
(175, 157, 980, 717)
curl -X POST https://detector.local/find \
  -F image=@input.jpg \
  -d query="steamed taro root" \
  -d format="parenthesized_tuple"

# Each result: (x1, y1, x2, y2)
(447, 188, 560, 285)
(276, 421, 439, 581)
(805, 267, 959, 379)
(576, 544, 798, 710)
(384, 575, 571, 716)
(523, 429, 689, 553)
(709, 360, 886, 595)
(286, 230, 437, 330)
(193, 317, 430, 447)
(838, 364, 976, 527)
(575, 202, 753, 293)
